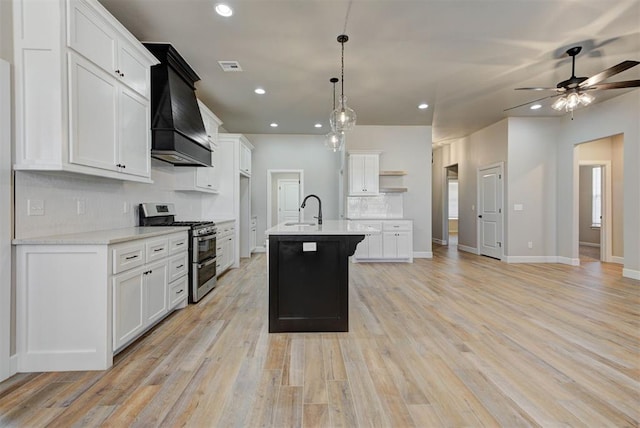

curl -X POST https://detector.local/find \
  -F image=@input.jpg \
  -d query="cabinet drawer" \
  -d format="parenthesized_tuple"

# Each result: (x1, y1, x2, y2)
(169, 233, 188, 255)
(168, 253, 188, 283)
(112, 243, 145, 274)
(169, 276, 188, 308)
(382, 221, 412, 231)
(146, 237, 169, 263)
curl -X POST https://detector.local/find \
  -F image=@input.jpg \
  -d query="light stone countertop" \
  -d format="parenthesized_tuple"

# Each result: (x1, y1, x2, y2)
(12, 226, 190, 245)
(211, 217, 236, 224)
(265, 220, 380, 236)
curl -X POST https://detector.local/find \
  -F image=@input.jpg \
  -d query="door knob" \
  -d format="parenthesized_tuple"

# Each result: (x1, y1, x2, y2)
(478, 215, 483, 218)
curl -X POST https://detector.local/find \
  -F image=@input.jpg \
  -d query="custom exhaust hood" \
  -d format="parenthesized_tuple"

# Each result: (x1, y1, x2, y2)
(143, 43, 211, 167)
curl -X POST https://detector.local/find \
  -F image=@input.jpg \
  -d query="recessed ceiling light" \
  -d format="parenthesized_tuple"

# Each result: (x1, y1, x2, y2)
(215, 3, 233, 17)
(254, 88, 266, 95)
(418, 103, 429, 109)
(530, 104, 542, 110)
(270, 123, 278, 128)
(314, 123, 322, 128)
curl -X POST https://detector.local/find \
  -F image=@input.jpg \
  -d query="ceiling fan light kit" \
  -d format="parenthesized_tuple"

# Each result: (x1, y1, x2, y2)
(508, 45, 639, 113)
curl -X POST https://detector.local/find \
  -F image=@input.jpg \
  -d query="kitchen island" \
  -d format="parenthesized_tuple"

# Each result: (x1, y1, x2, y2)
(265, 220, 377, 333)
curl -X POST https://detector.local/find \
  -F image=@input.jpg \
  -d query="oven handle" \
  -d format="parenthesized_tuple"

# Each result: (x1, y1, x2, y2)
(196, 234, 216, 243)
(197, 257, 217, 269)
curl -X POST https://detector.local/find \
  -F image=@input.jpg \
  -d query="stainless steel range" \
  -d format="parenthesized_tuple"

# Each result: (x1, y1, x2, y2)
(139, 203, 216, 303)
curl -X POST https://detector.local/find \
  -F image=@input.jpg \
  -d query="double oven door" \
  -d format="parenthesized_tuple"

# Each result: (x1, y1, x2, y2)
(191, 230, 217, 302)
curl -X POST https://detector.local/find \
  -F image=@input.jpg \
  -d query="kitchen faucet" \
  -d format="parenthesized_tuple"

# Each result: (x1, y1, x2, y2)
(301, 194, 322, 225)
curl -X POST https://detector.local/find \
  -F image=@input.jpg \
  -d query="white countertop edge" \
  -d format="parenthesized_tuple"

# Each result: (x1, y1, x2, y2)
(265, 220, 380, 236)
(346, 217, 411, 221)
(13, 226, 190, 245)
(211, 217, 236, 224)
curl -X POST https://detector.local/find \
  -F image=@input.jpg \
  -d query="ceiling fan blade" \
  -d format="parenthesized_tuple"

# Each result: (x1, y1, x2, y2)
(514, 87, 557, 91)
(579, 60, 640, 88)
(585, 80, 640, 90)
(503, 94, 559, 112)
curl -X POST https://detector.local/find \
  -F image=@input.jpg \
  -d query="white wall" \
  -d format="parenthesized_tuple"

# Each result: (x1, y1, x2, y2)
(246, 134, 340, 249)
(556, 90, 640, 278)
(432, 120, 508, 251)
(507, 117, 559, 258)
(345, 125, 432, 254)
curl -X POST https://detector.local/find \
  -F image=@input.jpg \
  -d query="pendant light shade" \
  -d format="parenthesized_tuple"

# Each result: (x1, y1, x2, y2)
(330, 34, 357, 132)
(325, 77, 345, 152)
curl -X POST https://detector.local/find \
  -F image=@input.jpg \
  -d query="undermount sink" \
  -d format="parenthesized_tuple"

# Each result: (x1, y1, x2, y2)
(284, 222, 316, 226)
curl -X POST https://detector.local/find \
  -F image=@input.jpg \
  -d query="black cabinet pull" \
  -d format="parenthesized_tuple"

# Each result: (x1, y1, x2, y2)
(125, 255, 138, 260)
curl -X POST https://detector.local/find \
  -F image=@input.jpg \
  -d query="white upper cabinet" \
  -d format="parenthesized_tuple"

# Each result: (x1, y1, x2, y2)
(174, 100, 223, 193)
(240, 143, 252, 176)
(13, 0, 158, 182)
(198, 99, 223, 147)
(349, 152, 380, 195)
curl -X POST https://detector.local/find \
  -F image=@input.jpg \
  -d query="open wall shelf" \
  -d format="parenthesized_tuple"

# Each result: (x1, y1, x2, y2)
(379, 170, 407, 176)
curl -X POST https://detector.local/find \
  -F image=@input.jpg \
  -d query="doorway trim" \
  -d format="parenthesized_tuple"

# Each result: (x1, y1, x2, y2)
(266, 169, 304, 229)
(576, 160, 613, 263)
(476, 162, 504, 260)
(1, 59, 14, 381)
(441, 164, 459, 246)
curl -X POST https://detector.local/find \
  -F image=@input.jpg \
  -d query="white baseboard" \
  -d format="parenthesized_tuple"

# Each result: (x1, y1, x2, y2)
(557, 256, 581, 266)
(611, 256, 624, 265)
(506, 256, 560, 264)
(10, 354, 17, 375)
(458, 245, 478, 255)
(579, 241, 600, 248)
(413, 252, 433, 259)
(253, 246, 266, 253)
(622, 268, 640, 280)
(432, 238, 447, 246)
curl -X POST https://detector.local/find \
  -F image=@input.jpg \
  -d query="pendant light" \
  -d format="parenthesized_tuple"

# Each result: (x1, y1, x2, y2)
(325, 77, 345, 152)
(329, 34, 356, 132)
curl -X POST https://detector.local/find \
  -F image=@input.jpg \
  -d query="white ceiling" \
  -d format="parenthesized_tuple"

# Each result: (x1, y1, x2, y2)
(98, 0, 640, 143)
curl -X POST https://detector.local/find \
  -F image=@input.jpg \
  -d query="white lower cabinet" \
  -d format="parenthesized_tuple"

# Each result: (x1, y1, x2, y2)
(15, 229, 188, 372)
(352, 220, 413, 263)
(216, 220, 236, 275)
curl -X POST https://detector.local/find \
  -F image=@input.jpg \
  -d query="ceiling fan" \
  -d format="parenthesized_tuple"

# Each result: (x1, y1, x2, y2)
(505, 46, 640, 112)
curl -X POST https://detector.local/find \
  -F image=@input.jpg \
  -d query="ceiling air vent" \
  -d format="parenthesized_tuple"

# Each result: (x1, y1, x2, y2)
(218, 61, 242, 72)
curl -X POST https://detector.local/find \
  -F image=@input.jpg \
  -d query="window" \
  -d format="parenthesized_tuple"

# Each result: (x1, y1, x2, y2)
(448, 180, 458, 219)
(591, 166, 602, 228)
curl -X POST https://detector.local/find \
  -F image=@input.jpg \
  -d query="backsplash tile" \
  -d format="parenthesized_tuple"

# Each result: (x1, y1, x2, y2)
(346, 194, 404, 219)
(15, 161, 207, 239)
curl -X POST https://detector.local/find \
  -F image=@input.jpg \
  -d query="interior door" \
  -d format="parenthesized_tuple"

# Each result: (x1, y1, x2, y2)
(278, 179, 300, 223)
(478, 164, 503, 259)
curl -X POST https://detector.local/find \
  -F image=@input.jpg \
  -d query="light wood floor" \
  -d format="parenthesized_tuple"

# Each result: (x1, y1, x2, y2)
(1, 245, 638, 427)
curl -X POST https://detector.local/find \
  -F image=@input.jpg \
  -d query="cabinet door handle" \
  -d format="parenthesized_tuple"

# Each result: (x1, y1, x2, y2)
(176, 242, 184, 246)
(176, 264, 184, 269)
(154, 248, 164, 252)
(125, 255, 138, 260)
(115, 69, 120, 75)
(120, 72, 125, 77)
(176, 289, 184, 294)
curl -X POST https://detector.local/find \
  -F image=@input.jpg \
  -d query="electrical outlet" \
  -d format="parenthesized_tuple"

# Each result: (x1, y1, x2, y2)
(528, 241, 533, 249)
(77, 199, 86, 215)
(28, 199, 45, 216)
